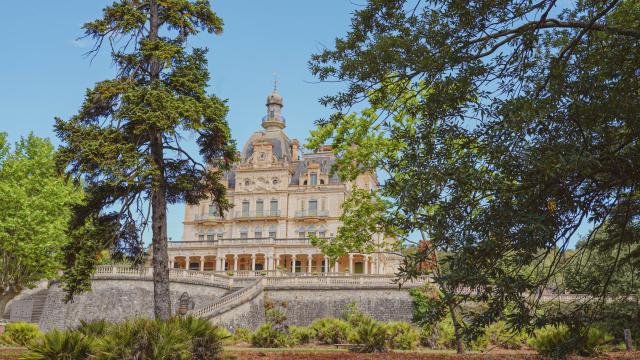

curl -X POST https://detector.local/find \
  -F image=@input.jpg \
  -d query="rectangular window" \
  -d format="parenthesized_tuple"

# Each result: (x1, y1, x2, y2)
(310, 173, 318, 185)
(242, 201, 250, 216)
(256, 200, 264, 216)
(208, 203, 217, 215)
(308, 200, 318, 216)
(270, 200, 278, 215)
(240, 232, 248, 239)
(318, 231, 326, 238)
(269, 231, 277, 238)
(255, 231, 262, 238)
(198, 234, 205, 241)
(206, 234, 215, 241)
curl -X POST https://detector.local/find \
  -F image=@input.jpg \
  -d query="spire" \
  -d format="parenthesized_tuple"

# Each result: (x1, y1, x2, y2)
(262, 78, 285, 130)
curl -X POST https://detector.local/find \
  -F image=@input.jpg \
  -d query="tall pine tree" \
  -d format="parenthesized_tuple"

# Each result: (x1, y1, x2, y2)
(55, 0, 235, 320)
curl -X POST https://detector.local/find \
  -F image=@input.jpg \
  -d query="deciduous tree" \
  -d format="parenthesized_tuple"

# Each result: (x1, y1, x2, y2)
(0, 133, 82, 316)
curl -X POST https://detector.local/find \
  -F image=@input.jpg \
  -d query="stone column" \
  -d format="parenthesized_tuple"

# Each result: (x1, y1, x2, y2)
(348, 253, 354, 274)
(251, 254, 256, 271)
(291, 255, 297, 274)
(372, 256, 378, 275)
(334, 260, 339, 273)
(364, 255, 369, 275)
(186, 258, 191, 271)
(307, 255, 313, 273)
(276, 255, 281, 271)
(324, 256, 329, 273)
(200, 257, 205, 271)
(233, 254, 239, 272)
(169, 258, 174, 269)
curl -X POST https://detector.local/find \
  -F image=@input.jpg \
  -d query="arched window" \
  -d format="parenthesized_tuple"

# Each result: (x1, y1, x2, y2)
(206, 229, 215, 241)
(269, 225, 277, 239)
(216, 228, 224, 240)
(318, 226, 327, 238)
(297, 226, 305, 238)
(320, 179, 325, 185)
(240, 226, 248, 239)
(307, 225, 317, 238)
(254, 225, 263, 239)
(303, 180, 307, 185)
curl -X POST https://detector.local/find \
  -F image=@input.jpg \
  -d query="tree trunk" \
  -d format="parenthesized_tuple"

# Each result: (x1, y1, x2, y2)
(148, 0, 171, 321)
(447, 301, 465, 354)
(419, 230, 465, 353)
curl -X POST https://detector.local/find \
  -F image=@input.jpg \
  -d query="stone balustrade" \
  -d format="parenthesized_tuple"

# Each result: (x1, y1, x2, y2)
(189, 278, 265, 319)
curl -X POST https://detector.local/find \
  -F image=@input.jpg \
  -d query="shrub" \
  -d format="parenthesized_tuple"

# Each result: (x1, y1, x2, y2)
(2, 322, 42, 346)
(420, 317, 457, 349)
(310, 318, 351, 345)
(289, 326, 316, 345)
(211, 325, 233, 344)
(348, 317, 387, 353)
(176, 316, 225, 359)
(386, 321, 419, 350)
(342, 302, 368, 327)
(233, 327, 252, 343)
(75, 319, 110, 337)
(95, 318, 190, 359)
(529, 324, 613, 358)
(24, 329, 93, 360)
(250, 323, 290, 348)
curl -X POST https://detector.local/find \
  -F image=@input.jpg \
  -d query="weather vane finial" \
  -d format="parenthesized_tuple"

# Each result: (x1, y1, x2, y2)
(273, 72, 279, 92)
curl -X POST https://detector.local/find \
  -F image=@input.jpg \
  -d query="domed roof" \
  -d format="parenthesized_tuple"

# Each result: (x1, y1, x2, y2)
(267, 92, 283, 105)
(241, 129, 293, 162)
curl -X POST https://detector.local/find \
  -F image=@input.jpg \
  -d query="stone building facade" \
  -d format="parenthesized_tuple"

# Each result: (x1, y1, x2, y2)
(167, 89, 400, 275)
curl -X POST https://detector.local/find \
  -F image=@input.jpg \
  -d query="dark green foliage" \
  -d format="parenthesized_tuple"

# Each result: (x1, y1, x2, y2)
(308, 0, 640, 340)
(1, 322, 42, 347)
(385, 321, 419, 350)
(409, 285, 448, 328)
(56, 0, 236, 318)
(529, 324, 613, 358)
(250, 323, 290, 348)
(176, 316, 225, 359)
(24, 329, 93, 360)
(288, 326, 316, 345)
(310, 318, 351, 345)
(75, 319, 110, 337)
(348, 317, 388, 353)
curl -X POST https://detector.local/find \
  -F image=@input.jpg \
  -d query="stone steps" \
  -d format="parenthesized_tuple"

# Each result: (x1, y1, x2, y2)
(29, 289, 49, 323)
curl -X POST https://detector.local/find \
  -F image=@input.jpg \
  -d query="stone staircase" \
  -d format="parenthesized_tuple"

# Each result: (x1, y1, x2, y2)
(189, 278, 264, 320)
(2, 287, 49, 324)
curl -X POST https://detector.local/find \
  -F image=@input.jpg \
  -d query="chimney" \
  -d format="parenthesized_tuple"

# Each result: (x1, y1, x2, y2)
(292, 139, 300, 160)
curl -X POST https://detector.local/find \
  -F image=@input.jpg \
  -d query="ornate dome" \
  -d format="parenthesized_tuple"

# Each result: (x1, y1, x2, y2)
(241, 129, 293, 162)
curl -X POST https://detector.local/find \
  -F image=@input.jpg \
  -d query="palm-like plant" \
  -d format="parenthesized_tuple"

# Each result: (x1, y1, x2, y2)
(24, 329, 93, 360)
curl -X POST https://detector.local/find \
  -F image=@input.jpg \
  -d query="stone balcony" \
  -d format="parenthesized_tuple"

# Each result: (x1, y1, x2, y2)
(293, 209, 329, 221)
(234, 210, 282, 221)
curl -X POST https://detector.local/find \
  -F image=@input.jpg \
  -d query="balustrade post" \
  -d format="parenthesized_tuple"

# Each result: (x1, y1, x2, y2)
(324, 256, 329, 273)
(251, 254, 256, 271)
(348, 253, 354, 274)
(291, 255, 297, 274)
(112, 266, 117, 275)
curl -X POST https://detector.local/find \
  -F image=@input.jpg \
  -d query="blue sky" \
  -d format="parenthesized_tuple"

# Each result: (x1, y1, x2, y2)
(0, 0, 357, 242)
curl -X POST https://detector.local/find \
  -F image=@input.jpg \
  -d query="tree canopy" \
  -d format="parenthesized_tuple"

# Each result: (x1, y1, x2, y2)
(0, 133, 83, 316)
(308, 0, 640, 338)
(55, 0, 235, 319)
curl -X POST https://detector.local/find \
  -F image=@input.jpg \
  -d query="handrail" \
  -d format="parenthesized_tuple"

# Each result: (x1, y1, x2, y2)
(189, 278, 264, 318)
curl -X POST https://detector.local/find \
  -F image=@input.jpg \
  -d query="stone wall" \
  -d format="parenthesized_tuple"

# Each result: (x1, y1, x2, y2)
(265, 288, 413, 326)
(38, 279, 415, 332)
(39, 279, 229, 331)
